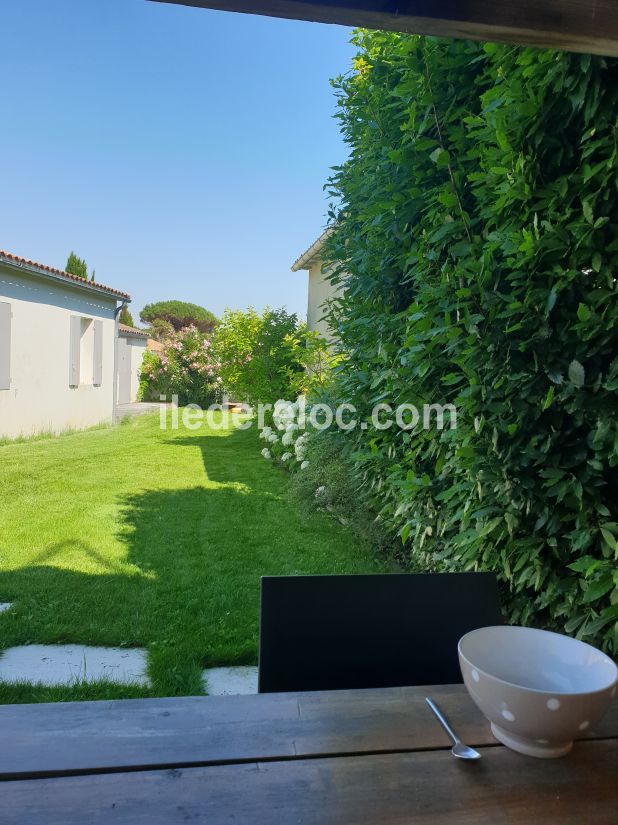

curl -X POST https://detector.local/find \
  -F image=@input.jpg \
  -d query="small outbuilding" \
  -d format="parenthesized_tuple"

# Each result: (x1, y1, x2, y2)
(116, 324, 150, 405)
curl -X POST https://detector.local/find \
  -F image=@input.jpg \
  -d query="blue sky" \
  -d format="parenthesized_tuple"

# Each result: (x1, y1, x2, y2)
(0, 0, 354, 321)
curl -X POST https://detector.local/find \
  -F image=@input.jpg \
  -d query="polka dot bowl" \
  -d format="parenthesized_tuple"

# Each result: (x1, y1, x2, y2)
(458, 626, 617, 758)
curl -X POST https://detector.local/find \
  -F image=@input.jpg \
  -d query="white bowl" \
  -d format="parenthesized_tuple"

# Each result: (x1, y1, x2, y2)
(458, 625, 617, 758)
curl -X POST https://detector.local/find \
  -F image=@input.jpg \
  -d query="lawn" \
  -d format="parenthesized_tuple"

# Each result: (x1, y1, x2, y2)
(0, 412, 388, 703)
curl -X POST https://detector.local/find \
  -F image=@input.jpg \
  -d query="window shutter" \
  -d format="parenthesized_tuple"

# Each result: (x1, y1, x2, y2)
(93, 320, 103, 386)
(0, 302, 11, 390)
(69, 315, 81, 387)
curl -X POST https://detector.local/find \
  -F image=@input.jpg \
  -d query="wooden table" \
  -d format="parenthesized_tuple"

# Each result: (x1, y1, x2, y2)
(1, 684, 617, 824)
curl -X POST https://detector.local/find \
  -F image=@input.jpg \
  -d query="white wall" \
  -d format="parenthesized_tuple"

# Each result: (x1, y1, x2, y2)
(117, 335, 147, 404)
(0, 266, 117, 439)
(306, 258, 340, 340)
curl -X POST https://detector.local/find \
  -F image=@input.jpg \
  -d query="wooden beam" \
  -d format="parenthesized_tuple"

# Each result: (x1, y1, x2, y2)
(152, 1, 618, 57)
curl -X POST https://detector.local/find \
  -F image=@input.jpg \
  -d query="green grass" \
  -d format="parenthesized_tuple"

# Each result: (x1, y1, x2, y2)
(0, 412, 388, 702)
(0, 680, 150, 705)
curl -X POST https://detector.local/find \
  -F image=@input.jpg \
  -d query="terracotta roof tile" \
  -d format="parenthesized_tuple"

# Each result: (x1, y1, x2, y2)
(118, 323, 149, 338)
(147, 338, 165, 353)
(0, 249, 131, 300)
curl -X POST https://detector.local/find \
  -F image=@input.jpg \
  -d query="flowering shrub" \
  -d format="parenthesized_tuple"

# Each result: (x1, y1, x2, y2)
(258, 398, 311, 471)
(139, 325, 221, 406)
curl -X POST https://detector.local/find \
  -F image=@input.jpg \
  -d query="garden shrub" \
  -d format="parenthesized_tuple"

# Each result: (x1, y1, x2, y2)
(139, 325, 221, 406)
(212, 307, 305, 405)
(324, 32, 618, 652)
(138, 350, 160, 401)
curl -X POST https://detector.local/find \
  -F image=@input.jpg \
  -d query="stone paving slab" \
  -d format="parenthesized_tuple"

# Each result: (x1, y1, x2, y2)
(0, 645, 149, 686)
(202, 666, 258, 696)
(116, 402, 165, 418)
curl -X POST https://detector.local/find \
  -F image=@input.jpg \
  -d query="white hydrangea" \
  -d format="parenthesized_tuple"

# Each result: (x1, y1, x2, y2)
(281, 432, 294, 447)
(300, 460, 309, 470)
(261, 448, 271, 460)
(260, 397, 311, 466)
(315, 485, 326, 499)
(294, 433, 308, 460)
(273, 399, 298, 431)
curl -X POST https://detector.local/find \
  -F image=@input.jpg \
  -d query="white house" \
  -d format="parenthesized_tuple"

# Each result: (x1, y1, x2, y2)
(0, 249, 131, 439)
(291, 228, 340, 339)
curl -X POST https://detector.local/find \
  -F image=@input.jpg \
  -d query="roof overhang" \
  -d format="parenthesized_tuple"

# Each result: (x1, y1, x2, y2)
(0, 251, 130, 302)
(151, 1, 618, 57)
(291, 227, 332, 272)
(118, 324, 150, 339)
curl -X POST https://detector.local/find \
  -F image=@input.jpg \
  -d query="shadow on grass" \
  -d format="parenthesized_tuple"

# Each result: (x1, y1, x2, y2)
(25, 539, 133, 576)
(0, 424, 384, 701)
(166, 421, 277, 489)
(0, 485, 262, 697)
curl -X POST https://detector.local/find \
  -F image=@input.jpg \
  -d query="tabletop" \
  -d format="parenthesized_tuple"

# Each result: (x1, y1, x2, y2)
(1, 684, 617, 824)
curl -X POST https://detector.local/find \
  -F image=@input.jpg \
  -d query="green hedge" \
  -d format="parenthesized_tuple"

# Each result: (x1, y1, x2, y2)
(325, 33, 618, 652)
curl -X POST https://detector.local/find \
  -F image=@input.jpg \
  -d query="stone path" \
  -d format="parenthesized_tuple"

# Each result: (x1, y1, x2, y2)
(0, 636, 257, 695)
(0, 645, 149, 686)
(115, 402, 164, 419)
(202, 666, 258, 696)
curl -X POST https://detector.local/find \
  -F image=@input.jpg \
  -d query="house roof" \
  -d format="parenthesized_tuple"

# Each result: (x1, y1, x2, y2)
(0, 249, 131, 301)
(147, 338, 165, 353)
(118, 323, 149, 339)
(290, 228, 333, 271)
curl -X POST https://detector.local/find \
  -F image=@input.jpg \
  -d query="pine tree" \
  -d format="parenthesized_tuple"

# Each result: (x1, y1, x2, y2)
(65, 252, 88, 280)
(119, 304, 134, 327)
(140, 301, 217, 333)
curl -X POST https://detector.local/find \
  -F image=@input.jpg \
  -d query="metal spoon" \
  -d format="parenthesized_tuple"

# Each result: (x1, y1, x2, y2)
(425, 697, 482, 760)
